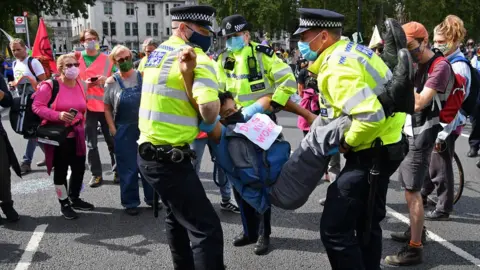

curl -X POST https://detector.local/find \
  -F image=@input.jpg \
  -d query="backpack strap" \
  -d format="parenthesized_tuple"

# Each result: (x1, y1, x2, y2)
(27, 57, 38, 80)
(450, 55, 470, 66)
(47, 79, 60, 109)
(113, 73, 126, 90)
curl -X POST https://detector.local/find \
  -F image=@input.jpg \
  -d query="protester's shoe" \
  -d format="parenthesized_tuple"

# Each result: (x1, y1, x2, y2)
(0, 202, 20, 222)
(319, 198, 326, 206)
(384, 244, 423, 266)
(113, 172, 120, 184)
(36, 160, 46, 167)
(89, 176, 103, 188)
(254, 236, 270, 255)
(20, 163, 31, 175)
(467, 148, 478, 158)
(220, 200, 240, 214)
(381, 18, 407, 70)
(125, 208, 140, 216)
(391, 226, 427, 245)
(378, 48, 415, 116)
(71, 198, 95, 211)
(60, 202, 78, 220)
(233, 233, 257, 247)
(425, 210, 450, 221)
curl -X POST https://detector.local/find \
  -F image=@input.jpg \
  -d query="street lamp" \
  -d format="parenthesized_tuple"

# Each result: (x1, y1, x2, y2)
(135, 5, 139, 51)
(109, 16, 112, 47)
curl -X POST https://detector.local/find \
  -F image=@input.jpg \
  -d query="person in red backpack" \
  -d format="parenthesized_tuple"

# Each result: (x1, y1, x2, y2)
(420, 15, 471, 221)
(386, 22, 455, 266)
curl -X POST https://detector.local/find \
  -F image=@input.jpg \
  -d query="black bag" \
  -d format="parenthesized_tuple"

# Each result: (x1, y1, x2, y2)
(36, 124, 71, 146)
(449, 56, 480, 116)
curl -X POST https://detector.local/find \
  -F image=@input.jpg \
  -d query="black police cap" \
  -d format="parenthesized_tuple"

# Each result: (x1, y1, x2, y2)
(171, 5, 216, 33)
(217, 14, 252, 37)
(293, 8, 344, 36)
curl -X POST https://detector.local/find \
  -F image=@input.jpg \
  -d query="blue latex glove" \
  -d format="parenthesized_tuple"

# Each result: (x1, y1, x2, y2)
(327, 147, 339, 156)
(199, 115, 220, 133)
(242, 102, 264, 121)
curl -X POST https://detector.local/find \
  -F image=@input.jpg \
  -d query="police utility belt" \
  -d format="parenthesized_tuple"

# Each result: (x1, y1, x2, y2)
(139, 143, 196, 163)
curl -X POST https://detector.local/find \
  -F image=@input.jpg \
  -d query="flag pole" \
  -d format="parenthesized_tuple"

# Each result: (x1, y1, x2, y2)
(25, 16, 31, 48)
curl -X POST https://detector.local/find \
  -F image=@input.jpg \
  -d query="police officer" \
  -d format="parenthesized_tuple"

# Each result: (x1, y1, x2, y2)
(137, 5, 224, 270)
(293, 9, 410, 269)
(216, 15, 317, 124)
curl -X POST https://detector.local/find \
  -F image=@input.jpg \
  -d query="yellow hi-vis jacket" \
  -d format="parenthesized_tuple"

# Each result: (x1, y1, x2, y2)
(309, 40, 406, 151)
(216, 42, 296, 107)
(138, 36, 219, 146)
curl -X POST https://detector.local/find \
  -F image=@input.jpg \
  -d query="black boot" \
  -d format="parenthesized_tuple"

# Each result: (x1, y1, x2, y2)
(1, 201, 19, 222)
(253, 236, 270, 255)
(378, 48, 415, 116)
(381, 18, 407, 70)
(233, 233, 257, 247)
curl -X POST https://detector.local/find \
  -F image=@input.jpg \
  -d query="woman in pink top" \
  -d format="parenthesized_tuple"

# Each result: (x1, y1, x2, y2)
(32, 54, 94, 220)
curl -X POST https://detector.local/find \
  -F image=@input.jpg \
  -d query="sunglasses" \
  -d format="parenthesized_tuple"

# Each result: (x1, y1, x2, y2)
(65, 63, 80, 68)
(116, 56, 131, 64)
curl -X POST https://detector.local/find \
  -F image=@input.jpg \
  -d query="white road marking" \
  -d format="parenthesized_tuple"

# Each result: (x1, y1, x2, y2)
(14, 224, 48, 270)
(461, 133, 469, 138)
(386, 206, 480, 268)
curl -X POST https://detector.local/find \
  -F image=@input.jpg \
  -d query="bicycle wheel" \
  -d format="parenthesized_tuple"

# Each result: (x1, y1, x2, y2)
(452, 152, 465, 204)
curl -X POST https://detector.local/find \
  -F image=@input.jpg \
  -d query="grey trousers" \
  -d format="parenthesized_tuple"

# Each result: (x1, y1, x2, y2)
(0, 134, 12, 204)
(422, 133, 459, 213)
(85, 110, 115, 177)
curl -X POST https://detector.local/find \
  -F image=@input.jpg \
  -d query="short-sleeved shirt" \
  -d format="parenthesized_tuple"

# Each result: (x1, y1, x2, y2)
(13, 57, 45, 82)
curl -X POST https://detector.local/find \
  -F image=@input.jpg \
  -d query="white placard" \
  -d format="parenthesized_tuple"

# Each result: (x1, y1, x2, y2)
(233, 113, 282, 150)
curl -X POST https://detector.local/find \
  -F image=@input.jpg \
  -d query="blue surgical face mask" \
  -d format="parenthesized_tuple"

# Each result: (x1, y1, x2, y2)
(297, 32, 323, 61)
(226, 35, 245, 52)
(186, 25, 211, 52)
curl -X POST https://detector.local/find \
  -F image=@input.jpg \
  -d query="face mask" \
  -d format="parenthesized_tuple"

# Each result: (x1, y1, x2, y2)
(118, 59, 133, 72)
(84, 40, 99, 51)
(297, 32, 323, 61)
(223, 111, 245, 125)
(186, 25, 211, 52)
(226, 35, 245, 52)
(64, 66, 80, 80)
(434, 43, 451, 55)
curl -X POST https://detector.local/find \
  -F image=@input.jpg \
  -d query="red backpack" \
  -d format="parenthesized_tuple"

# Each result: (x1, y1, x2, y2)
(426, 52, 466, 124)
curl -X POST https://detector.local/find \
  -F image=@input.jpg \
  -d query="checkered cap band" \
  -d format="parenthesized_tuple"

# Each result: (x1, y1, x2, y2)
(299, 18, 342, 28)
(172, 13, 214, 24)
(234, 24, 246, 32)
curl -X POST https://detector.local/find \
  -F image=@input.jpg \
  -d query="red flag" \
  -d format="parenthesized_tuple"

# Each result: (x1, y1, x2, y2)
(32, 18, 58, 74)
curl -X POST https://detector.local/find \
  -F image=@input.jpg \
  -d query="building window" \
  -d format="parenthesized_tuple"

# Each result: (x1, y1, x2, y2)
(102, 22, 109, 36)
(166, 27, 170, 36)
(126, 3, 134, 15)
(57, 22, 61, 27)
(165, 3, 169, 16)
(125, 22, 131, 36)
(173, 3, 181, 7)
(104, 2, 113, 15)
(147, 4, 155, 16)
(132, 22, 138, 36)
(146, 23, 152, 36)
(153, 23, 158, 36)
(126, 41, 132, 49)
(111, 22, 116, 36)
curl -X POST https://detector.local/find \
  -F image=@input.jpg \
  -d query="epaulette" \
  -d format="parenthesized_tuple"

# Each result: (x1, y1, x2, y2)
(255, 45, 274, 57)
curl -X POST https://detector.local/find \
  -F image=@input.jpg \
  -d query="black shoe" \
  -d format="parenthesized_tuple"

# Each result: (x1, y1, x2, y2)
(233, 233, 257, 247)
(378, 48, 415, 116)
(20, 163, 31, 175)
(125, 208, 140, 216)
(220, 200, 240, 214)
(384, 244, 423, 266)
(36, 160, 46, 167)
(254, 236, 270, 255)
(71, 198, 95, 211)
(467, 148, 478, 158)
(425, 210, 450, 221)
(391, 226, 427, 245)
(381, 18, 407, 70)
(61, 203, 78, 220)
(1, 202, 20, 222)
(89, 176, 103, 188)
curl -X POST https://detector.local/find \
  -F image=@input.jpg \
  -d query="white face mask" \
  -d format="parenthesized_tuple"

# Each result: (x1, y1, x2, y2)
(84, 40, 99, 51)
(64, 66, 80, 80)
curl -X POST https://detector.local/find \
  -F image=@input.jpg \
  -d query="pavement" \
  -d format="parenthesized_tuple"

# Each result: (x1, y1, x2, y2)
(1, 110, 480, 270)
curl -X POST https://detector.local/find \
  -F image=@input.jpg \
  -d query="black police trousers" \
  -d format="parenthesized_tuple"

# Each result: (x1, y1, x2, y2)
(138, 154, 225, 270)
(320, 143, 404, 270)
(233, 188, 271, 240)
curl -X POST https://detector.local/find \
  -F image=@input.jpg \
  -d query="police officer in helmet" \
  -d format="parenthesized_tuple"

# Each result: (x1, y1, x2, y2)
(293, 8, 412, 269)
(137, 5, 225, 270)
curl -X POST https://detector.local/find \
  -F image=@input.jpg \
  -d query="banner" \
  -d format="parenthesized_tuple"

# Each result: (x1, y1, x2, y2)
(32, 18, 57, 73)
(233, 113, 283, 150)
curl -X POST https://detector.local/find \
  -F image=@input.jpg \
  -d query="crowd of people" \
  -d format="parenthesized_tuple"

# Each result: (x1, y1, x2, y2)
(0, 3, 480, 270)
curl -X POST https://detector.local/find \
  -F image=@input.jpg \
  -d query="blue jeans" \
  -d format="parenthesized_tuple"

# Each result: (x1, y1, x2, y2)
(191, 138, 232, 202)
(22, 139, 44, 165)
